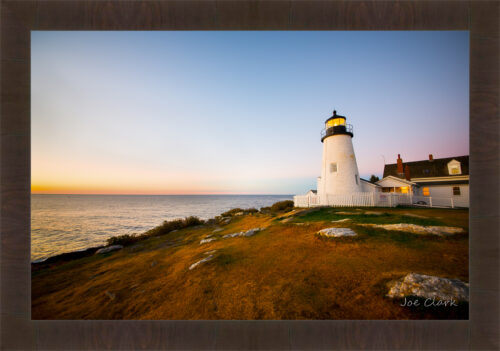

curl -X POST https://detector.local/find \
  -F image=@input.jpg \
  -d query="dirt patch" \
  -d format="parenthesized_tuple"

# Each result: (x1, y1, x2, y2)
(363, 211, 384, 215)
(402, 213, 428, 219)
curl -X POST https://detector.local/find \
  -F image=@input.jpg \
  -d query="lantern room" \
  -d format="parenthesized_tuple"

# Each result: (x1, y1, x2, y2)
(321, 110, 353, 142)
(325, 110, 346, 128)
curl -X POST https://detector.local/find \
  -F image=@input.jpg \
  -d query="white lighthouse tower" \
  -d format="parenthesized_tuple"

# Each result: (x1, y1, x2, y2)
(317, 110, 362, 204)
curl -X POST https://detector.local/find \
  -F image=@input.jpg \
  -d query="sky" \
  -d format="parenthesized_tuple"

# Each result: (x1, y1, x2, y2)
(31, 31, 469, 195)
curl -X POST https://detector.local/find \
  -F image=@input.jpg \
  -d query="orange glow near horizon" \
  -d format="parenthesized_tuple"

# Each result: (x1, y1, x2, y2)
(31, 184, 242, 195)
(30, 164, 303, 195)
(30, 183, 283, 195)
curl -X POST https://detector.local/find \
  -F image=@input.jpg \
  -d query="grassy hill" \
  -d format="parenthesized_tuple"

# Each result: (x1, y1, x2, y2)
(32, 205, 469, 320)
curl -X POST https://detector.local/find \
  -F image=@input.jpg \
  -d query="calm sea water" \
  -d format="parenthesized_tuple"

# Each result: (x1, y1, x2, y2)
(31, 194, 292, 262)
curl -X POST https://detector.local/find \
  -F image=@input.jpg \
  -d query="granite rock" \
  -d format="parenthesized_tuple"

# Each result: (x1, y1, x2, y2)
(95, 245, 123, 254)
(200, 237, 217, 244)
(387, 273, 469, 302)
(318, 227, 357, 237)
(359, 223, 464, 236)
(189, 255, 214, 270)
(223, 228, 263, 238)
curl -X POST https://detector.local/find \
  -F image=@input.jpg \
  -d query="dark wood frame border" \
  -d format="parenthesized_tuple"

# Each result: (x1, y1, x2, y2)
(1, 1, 498, 349)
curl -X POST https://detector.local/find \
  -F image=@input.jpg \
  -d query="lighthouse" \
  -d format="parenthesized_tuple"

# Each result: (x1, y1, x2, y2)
(317, 110, 362, 202)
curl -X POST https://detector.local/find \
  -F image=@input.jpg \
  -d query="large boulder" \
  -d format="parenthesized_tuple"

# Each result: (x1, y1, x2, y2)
(387, 273, 469, 302)
(95, 245, 123, 254)
(318, 227, 357, 237)
(359, 223, 464, 236)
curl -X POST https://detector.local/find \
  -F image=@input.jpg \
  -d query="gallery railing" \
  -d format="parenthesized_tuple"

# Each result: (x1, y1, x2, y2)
(320, 124, 353, 139)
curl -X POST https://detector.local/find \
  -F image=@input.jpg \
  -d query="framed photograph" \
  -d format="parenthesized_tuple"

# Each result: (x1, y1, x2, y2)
(30, 30, 470, 321)
(1, 1, 498, 349)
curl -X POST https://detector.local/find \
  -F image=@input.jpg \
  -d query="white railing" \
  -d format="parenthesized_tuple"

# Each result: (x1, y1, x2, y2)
(410, 195, 468, 208)
(293, 195, 310, 208)
(326, 192, 375, 207)
(293, 194, 323, 208)
(294, 192, 469, 208)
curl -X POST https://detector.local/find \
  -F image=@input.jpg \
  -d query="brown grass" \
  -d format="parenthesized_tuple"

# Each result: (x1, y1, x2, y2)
(32, 208, 469, 320)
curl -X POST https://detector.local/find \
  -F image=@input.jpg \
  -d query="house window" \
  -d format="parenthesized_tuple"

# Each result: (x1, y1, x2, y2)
(453, 186, 461, 196)
(423, 187, 430, 196)
(355, 174, 358, 185)
(447, 160, 462, 175)
(330, 163, 337, 173)
(401, 186, 409, 194)
(450, 166, 460, 175)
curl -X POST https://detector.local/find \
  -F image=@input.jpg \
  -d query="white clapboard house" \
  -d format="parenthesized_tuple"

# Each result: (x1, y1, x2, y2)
(378, 154, 469, 208)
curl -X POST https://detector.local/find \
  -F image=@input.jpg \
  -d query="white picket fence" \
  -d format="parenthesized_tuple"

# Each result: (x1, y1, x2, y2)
(410, 194, 468, 208)
(326, 192, 376, 207)
(294, 192, 468, 208)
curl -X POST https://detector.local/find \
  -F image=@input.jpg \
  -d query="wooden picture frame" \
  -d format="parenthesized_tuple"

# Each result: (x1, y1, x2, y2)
(1, 1, 498, 349)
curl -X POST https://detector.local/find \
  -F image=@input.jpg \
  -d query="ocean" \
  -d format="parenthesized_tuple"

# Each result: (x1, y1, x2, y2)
(31, 194, 293, 262)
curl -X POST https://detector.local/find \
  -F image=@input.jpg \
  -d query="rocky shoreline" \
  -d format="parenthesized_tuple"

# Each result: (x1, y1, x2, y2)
(32, 201, 296, 265)
(32, 245, 105, 265)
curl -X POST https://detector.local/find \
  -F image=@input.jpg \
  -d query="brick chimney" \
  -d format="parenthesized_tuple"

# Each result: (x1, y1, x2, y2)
(429, 154, 433, 161)
(404, 164, 411, 181)
(397, 154, 403, 174)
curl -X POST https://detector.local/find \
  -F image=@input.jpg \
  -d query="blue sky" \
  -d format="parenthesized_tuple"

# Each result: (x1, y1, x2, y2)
(31, 31, 469, 195)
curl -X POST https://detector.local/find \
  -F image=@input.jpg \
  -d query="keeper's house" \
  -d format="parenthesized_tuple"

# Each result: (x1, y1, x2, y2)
(379, 154, 469, 207)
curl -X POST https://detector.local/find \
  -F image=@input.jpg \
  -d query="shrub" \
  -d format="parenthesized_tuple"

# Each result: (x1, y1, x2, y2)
(220, 208, 258, 217)
(260, 200, 294, 214)
(145, 216, 205, 237)
(205, 218, 217, 225)
(106, 216, 204, 247)
(106, 234, 141, 246)
(221, 208, 245, 217)
(270, 200, 294, 212)
(260, 206, 271, 213)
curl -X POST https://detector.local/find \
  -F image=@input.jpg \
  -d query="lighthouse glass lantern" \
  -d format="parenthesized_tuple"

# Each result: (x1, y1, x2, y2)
(325, 113, 346, 128)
